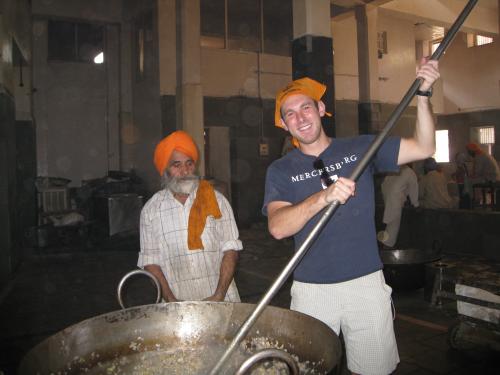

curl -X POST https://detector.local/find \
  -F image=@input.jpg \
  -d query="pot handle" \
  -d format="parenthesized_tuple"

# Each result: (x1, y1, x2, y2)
(117, 269, 162, 309)
(234, 348, 299, 375)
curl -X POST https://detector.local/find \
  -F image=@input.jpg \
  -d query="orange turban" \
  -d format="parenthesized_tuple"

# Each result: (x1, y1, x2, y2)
(153, 130, 199, 175)
(466, 142, 482, 155)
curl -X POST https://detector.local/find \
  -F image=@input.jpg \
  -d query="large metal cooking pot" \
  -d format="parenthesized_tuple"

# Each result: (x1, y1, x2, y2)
(380, 247, 442, 291)
(19, 302, 341, 374)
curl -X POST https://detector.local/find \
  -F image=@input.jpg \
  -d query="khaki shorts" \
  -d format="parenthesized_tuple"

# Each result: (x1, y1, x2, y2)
(290, 270, 399, 375)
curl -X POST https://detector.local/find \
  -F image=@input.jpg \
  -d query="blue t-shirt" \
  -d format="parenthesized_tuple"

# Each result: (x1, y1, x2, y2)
(262, 135, 400, 283)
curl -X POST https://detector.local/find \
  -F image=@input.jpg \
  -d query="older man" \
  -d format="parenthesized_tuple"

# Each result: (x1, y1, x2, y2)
(138, 130, 242, 302)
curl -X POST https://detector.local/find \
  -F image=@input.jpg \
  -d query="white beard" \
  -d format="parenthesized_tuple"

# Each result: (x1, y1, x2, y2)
(163, 174, 199, 195)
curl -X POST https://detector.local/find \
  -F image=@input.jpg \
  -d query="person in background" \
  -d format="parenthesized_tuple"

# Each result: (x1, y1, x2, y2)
(138, 130, 242, 302)
(419, 157, 455, 209)
(466, 142, 500, 184)
(453, 151, 472, 209)
(262, 58, 440, 375)
(378, 164, 419, 249)
(465, 142, 500, 207)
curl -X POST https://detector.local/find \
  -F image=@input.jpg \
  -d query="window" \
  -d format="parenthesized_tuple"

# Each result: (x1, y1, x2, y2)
(479, 126, 495, 144)
(263, 0, 292, 56)
(431, 40, 441, 54)
(201, 0, 225, 48)
(434, 130, 449, 163)
(428, 25, 444, 55)
(200, 0, 292, 56)
(48, 20, 104, 63)
(471, 126, 495, 155)
(228, 0, 260, 52)
(467, 33, 494, 48)
(476, 35, 493, 46)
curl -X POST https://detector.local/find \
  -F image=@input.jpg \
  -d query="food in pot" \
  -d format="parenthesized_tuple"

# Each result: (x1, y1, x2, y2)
(51, 337, 325, 375)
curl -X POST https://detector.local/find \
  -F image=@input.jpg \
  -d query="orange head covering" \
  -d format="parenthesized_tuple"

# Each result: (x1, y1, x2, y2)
(466, 142, 483, 155)
(153, 130, 199, 175)
(274, 77, 332, 129)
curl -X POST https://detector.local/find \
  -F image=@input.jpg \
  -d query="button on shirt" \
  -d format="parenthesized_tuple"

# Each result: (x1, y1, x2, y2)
(138, 188, 242, 301)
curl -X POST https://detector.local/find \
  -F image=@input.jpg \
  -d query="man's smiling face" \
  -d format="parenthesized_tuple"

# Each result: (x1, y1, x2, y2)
(280, 94, 325, 146)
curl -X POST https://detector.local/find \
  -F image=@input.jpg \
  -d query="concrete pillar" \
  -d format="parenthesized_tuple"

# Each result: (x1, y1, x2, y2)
(355, 4, 380, 134)
(291, 0, 335, 136)
(175, 0, 205, 175)
(105, 24, 120, 171)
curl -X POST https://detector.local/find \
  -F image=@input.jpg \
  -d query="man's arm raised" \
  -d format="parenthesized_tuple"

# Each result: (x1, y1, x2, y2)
(398, 58, 440, 165)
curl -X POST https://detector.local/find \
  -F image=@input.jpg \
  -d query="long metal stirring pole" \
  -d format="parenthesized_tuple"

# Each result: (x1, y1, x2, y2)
(209, 1, 478, 373)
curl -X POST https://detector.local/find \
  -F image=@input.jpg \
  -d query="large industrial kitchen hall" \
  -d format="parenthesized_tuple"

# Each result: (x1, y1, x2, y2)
(1, 0, 499, 374)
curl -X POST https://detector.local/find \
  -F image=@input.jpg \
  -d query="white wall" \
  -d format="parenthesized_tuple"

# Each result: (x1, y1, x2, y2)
(332, 9, 421, 104)
(201, 49, 291, 99)
(32, 2, 122, 185)
(332, 13, 359, 101)
(381, 0, 498, 35)
(32, 20, 108, 184)
(441, 33, 500, 113)
(377, 10, 418, 104)
(332, 8, 446, 111)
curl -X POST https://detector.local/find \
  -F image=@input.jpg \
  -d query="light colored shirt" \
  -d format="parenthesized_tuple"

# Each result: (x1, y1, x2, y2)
(381, 165, 419, 223)
(472, 153, 500, 183)
(419, 170, 454, 209)
(138, 188, 242, 301)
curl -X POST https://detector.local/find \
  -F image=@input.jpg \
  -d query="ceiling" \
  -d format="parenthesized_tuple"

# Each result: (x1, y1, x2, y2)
(414, 23, 445, 41)
(331, 0, 499, 36)
(331, 0, 376, 6)
(331, 0, 498, 10)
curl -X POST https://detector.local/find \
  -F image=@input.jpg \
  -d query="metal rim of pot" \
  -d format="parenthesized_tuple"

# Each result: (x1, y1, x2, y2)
(19, 301, 339, 374)
(116, 269, 302, 375)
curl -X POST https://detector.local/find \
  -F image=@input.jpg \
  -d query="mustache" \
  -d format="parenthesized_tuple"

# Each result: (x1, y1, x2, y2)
(176, 175, 200, 182)
(161, 173, 200, 193)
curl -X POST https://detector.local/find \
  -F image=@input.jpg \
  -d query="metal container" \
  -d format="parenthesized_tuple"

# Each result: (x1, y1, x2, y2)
(380, 248, 442, 291)
(94, 193, 143, 236)
(19, 302, 342, 374)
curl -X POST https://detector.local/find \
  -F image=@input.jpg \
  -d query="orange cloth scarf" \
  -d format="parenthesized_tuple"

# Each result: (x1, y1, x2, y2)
(188, 180, 222, 250)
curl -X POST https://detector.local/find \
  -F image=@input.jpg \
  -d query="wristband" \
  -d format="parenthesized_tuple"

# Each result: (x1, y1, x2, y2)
(416, 88, 432, 97)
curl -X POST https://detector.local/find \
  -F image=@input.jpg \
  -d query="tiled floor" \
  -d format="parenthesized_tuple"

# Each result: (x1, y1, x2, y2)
(0, 223, 499, 374)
